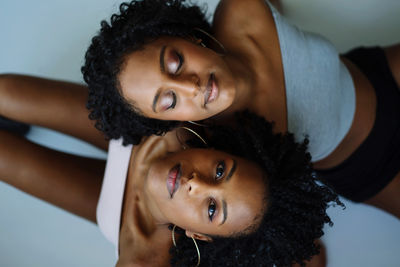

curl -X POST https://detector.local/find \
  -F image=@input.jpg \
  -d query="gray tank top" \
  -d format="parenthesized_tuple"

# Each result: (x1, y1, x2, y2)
(268, 2, 356, 162)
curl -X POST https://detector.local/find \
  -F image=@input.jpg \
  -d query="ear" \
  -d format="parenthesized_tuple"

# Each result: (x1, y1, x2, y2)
(185, 230, 213, 242)
(194, 38, 203, 45)
(187, 36, 203, 46)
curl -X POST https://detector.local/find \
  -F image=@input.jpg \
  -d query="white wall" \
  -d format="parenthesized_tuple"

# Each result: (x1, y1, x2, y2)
(0, 0, 399, 266)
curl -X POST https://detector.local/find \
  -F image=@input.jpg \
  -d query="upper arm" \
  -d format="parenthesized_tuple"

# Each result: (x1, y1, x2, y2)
(0, 74, 108, 150)
(0, 131, 105, 222)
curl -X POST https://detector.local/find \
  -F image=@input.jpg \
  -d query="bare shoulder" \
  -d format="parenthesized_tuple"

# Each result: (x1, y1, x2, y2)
(213, 0, 276, 40)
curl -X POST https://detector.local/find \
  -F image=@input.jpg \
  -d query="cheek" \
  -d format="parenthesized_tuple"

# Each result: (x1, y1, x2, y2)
(230, 180, 265, 212)
(179, 103, 221, 121)
(188, 110, 215, 121)
(164, 206, 185, 227)
(166, 102, 203, 121)
(218, 92, 234, 110)
(145, 166, 168, 201)
(165, 201, 198, 228)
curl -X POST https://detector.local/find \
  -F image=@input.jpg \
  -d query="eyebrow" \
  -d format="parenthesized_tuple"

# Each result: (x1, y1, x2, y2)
(152, 45, 167, 113)
(226, 159, 237, 182)
(220, 200, 228, 225)
(219, 159, 237, 225)
(152, 89, 161, 113)
(160, 45, 166, 73)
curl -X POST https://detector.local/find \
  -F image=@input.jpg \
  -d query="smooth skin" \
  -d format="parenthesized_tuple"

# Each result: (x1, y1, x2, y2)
(119, 37, 237, 121)
(2, 2, 398, 267)
(118, 0, 400, 219)
(0, 75, 267, 265)
(220, 2, 400, 217)
(0, 74, 171, 265)
(117, 135, 265, 266)
(0, 74, 107, 221)
(0, 73, 327, 266)
(144, 148, 265, 237)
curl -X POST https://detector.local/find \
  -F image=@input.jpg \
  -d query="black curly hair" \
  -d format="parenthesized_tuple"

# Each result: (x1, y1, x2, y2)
(82, 0, 212, 145)
(170, 111, 343, 267)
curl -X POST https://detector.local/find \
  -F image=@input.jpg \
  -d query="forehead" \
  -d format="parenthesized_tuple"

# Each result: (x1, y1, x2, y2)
(117, 37, 188, 112)
(118, 36, 185, 89)
(224, 157, 266, 232)
(118, 42, 160, 106)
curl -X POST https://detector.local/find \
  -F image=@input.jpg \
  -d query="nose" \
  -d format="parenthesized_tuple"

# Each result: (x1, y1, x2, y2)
(171, 74, 201, 98)
(184, 172, 215, 196)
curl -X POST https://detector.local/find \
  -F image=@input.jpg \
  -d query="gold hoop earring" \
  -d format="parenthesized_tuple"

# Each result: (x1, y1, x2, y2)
(187, 120, 209, 127)
(172, 225, 201, 267)
(176, 126, 208, 150)
(193, 28, 226, 55)
(172, 224, 178, 247)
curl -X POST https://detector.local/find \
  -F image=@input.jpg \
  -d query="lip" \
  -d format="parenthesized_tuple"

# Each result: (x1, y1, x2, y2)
(167, 164, 181, 198)
(204, 73, 219, 107)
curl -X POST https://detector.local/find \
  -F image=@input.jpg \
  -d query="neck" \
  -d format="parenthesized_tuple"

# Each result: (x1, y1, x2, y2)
(118, 196, 172, 266)
(119, 138, 166, 247)
(217, 54, 257, 119)
(118, 136, 176, 265)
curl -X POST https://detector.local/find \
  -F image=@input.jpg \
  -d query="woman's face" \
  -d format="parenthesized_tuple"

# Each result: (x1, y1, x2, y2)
(144, 148, 266, 237)
(118, 37, 237, 121)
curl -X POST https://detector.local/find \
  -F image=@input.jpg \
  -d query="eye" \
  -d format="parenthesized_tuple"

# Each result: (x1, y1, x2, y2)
(167, 50, 184, 74)
(208, 198, 217, 221)
(215, 161, 225, 180)
(159, 91, 176, 111)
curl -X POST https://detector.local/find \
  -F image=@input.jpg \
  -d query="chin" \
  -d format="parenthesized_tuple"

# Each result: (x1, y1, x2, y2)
(146, 171, 165, 198)
(219, 97, 235, 114)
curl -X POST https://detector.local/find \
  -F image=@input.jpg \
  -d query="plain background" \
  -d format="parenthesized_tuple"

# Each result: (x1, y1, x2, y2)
(0, 0, 399, 266)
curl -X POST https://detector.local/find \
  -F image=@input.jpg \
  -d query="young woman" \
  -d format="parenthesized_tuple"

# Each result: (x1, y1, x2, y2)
(0, 74, 338, 266)
(82, 0, 400, 217)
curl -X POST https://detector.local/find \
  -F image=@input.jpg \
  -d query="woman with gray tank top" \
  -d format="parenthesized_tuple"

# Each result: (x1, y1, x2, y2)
(2, 0, 399, 266)
(81, 0, 400, 218)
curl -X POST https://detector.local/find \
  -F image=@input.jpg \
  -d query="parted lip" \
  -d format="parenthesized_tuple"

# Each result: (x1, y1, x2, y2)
(204, 73, 218, 107)
(167, 164, 181, 198)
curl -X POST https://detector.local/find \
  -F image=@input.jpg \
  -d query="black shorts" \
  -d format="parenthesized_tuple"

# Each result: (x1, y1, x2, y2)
(317, 46, 400, 202)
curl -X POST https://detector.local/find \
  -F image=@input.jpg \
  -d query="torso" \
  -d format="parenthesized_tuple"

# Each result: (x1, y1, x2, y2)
(213, 0, 288, 133)
(213, 0, 377, 168)
(313, 57, 376, 169)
